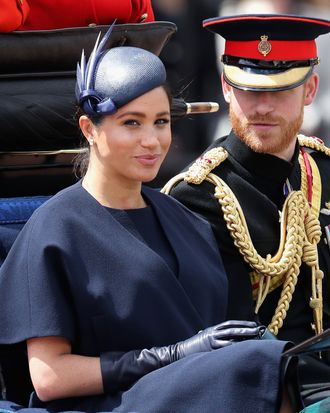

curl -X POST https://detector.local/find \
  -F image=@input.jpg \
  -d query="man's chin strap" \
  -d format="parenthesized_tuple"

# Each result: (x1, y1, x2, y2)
(162, 136, 330, 337)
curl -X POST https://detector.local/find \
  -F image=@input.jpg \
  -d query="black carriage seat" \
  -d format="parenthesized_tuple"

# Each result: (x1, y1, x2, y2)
(0, 193, 51, 406)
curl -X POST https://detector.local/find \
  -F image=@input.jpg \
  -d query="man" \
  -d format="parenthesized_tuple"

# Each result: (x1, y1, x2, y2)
(165, 14, 330, 407)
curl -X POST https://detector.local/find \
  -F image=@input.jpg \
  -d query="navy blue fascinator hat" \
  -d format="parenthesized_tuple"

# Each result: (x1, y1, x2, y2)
(76, 23, 166, 117)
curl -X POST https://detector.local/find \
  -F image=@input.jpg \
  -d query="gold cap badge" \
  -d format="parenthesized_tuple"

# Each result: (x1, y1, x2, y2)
(258, 35, 272, 57)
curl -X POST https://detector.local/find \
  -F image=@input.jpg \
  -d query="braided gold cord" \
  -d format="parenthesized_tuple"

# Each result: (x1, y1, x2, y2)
(255, 275, 271, 313)
(298, 134, 330, 157)
(299, 153, 308, 200)
(303, 209, 324, 334)
(208, 173, 323, 335)
(162, 142, 325, 336)
(268, 233, 303, 335)
(161, 172, 189, 195)
(210, 173, 301, 276)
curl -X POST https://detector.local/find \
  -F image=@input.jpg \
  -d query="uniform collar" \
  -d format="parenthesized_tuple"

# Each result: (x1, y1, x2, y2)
(223, 130, 300, 182)
(218, 131, 301, 208)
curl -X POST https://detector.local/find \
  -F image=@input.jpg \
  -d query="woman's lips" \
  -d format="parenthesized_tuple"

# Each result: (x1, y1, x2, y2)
(134, 154, 160, 166)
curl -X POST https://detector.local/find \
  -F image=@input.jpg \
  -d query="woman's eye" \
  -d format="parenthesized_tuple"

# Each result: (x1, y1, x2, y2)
(124, 119, 139, 126)
(155, 118, 170, 125)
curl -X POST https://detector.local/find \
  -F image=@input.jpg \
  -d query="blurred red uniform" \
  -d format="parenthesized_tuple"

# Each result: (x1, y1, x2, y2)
(0, 0, 154, 32)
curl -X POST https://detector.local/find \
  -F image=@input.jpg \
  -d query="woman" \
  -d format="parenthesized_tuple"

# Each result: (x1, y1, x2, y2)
(0, 26, 294, 413)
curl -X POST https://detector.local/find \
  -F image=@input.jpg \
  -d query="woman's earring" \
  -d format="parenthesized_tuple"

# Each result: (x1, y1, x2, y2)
(88, 138, 94, 146)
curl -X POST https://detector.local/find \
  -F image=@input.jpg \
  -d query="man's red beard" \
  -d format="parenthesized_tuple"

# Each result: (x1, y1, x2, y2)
(229, 105, 304, 155)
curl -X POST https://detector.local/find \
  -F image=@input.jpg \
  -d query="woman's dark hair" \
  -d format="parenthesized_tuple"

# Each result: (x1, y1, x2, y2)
(72, 107, 105, 179)
(73, 83, 172, 178)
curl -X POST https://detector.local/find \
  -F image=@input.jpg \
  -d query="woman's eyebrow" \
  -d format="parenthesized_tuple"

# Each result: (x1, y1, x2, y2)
(116, 110, 170, 119)
(116, 111, 146, 119)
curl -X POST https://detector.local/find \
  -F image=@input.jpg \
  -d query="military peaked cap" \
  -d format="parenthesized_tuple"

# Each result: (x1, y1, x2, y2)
(203, 14, 330, 91)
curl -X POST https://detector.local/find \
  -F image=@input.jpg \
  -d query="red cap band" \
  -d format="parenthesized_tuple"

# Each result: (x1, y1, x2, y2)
(224, 39, 317, 60)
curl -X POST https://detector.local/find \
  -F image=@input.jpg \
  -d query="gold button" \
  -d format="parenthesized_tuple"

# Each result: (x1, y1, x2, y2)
(140, 13, 148, 22)
(19, 0, 23, 4)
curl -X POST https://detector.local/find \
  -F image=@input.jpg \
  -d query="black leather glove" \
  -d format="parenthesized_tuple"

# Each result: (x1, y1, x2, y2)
(100, 320, 265, 393)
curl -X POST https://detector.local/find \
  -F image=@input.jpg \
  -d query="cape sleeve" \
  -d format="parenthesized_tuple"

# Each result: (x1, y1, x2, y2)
(0, 206, 76, 344)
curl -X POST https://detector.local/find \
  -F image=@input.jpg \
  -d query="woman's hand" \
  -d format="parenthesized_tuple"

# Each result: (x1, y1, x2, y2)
(101, 320, 266, 393)
(174, 320, 265, 358)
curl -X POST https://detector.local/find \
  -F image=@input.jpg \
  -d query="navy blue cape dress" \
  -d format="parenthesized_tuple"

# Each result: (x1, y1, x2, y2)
(0, 182, 288, 412)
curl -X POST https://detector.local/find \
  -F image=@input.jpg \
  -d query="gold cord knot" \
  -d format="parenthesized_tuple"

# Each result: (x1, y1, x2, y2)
(310, 298, 322, 309)
(316, 270, 324, 280)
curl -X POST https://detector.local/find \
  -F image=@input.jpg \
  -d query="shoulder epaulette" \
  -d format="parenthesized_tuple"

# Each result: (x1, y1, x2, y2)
(298, 134, 330, 157)
(185, 147, 228, 184)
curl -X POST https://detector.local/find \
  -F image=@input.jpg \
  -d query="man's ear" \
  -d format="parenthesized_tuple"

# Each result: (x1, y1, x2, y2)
(304, 72, 319, 106)
(221, 73, 231, 104)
